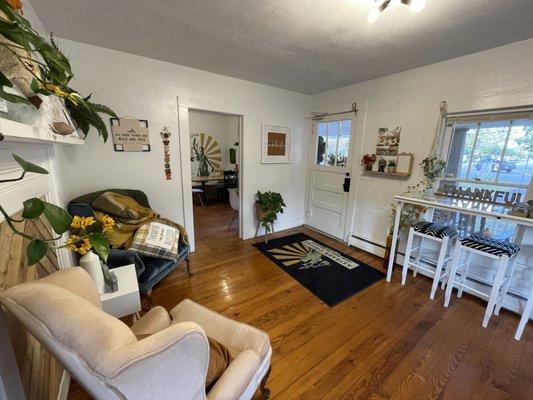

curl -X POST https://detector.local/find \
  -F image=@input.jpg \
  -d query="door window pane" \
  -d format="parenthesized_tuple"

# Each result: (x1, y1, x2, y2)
(337, 120, 351, 167)
(316, 123, 328, 165)
(315, 119, 351, 167)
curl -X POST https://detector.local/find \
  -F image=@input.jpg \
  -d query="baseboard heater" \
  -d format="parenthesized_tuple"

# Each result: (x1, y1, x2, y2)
(350, 234, 386, 249)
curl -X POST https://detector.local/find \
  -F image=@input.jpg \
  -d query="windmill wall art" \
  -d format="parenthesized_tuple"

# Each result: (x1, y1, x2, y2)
(190, 133, 222, 176)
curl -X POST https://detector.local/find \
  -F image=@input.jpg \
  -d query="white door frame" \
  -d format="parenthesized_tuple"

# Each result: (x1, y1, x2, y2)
(305, 113, 358, 241)
(176, 97, 244, 252)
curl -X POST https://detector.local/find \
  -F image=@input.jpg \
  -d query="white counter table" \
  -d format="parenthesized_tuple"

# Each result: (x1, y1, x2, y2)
(387, 194, 533, 283)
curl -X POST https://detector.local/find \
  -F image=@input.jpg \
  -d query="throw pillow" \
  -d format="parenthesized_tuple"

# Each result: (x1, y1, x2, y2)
(206, 337, 233, 389)
(128, 220, 180, 260)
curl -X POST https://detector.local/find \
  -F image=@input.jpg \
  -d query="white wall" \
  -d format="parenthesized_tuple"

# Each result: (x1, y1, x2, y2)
(53, 39, 311, 243)
(189, 110, 238, 175)
(310, 38, 533, 293)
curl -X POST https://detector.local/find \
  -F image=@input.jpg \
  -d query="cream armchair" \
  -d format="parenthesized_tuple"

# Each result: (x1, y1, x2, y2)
(0, 268, 272, 400)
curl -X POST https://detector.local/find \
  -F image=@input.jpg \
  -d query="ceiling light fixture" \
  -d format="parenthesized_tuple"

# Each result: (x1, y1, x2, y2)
(367, 0, 426, 23)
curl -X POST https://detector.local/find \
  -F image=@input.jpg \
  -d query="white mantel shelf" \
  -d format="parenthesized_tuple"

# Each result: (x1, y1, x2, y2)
(0, 117, 85, 146)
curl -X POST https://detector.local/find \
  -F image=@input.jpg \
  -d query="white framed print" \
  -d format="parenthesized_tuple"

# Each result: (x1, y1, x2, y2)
(261, 124, 291, 164)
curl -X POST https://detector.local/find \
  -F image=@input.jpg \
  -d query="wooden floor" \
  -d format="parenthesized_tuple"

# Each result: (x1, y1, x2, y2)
(68, 204, 532, 399)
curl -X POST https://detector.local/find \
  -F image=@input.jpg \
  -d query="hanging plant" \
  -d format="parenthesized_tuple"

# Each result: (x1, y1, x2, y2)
(0, 0, 116, 140)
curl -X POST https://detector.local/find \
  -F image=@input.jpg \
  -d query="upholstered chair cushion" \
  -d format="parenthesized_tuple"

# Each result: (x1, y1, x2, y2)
(170, 299, 270, 360)
(130, 306, 171, 338)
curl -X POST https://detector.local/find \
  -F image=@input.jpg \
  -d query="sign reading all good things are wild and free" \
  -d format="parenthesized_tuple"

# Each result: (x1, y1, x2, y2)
(110, 117, 151, 152)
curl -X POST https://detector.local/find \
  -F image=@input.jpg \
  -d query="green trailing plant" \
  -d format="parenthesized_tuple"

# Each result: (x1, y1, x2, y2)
(256, 191, 286, 233)
(406, 154, 447, 194)
(0, 0, 116, 140)
(0, 154, 110, 266)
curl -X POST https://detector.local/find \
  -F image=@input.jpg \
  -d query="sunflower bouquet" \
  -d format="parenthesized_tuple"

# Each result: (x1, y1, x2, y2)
(66, 215, 115, 257)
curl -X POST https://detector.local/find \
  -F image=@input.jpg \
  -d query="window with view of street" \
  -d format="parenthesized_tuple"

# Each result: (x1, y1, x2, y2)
(442, 117, 533, 197)
(436, 113, 533, 239)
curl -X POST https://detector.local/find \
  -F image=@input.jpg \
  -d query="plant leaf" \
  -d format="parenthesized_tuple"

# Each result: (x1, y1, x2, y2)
(0, 71, 13, 87)
(89, 232, 109, 262)
(89, 102, 117, 118)
(0, 88, 32, 105)
(43, 202, 72, 234)
(27, 239, 48, 266)
(12, 154, 49, 174)
(22, 198, 45, 219)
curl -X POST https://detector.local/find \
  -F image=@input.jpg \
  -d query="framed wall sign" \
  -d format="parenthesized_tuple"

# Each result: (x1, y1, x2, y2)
(261, 124, 291, 164)
(376, 127, 401, 156)
(396, 152, 414, 175)
(110, 116, 151, 152)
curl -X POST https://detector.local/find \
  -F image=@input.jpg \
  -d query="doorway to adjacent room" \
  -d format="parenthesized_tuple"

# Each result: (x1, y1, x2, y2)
(188, 109, 242, 242)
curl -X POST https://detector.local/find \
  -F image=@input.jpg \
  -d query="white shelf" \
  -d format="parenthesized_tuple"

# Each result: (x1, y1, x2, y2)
(0, 117, 85, 146)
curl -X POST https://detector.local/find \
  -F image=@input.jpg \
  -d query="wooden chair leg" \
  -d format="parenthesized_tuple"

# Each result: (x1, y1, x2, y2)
(515, 286, 533, 341)
(198, 193, 206, 208)
(430, 236, 448, 300)
(401, 228, 415, 285)
(260, 366, 271, 399)
(228, 211, 238, 230)
(483, 255, 509, 328)
(444, 243, 462, 308)
(145, 290, 153, 310)
(185, 258, 193, 277)
(495, 255, 518, 316)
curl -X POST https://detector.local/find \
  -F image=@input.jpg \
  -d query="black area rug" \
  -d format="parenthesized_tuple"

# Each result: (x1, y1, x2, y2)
(254, 233, 385, 307)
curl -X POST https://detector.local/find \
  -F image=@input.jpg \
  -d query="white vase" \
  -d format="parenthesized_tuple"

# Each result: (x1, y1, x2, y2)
(79, 251, 105, 295)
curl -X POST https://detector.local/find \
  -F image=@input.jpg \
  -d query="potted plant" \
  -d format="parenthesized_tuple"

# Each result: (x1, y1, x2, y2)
(255, 191, 286, 242)
(361, 153, 376, 171)
(0, 0, 116, 140)
(419, 155, 446, 197)
(387, 160, 397, 173)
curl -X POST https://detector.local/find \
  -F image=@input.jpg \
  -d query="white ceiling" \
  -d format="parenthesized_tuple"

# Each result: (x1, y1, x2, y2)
(32, 0, 533, 94)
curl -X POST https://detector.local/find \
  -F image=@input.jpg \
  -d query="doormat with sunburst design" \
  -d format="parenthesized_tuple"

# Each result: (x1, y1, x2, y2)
(253, 233, 385, 306)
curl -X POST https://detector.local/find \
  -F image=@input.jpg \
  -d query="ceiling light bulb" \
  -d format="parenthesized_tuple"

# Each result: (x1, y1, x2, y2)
(409, 0, 425, 12)
(367, 8, 380, 23)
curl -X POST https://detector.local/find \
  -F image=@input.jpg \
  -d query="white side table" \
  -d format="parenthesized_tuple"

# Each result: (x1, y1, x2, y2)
(100, 264, 141, 319)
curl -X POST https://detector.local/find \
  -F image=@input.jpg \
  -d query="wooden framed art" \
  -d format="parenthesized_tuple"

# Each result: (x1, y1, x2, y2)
(110, 116, 151, 152)
(396, 152, 414, 175)
(261, 124, 291, 164)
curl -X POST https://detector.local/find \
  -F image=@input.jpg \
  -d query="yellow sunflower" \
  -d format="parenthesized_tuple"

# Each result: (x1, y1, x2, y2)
(70, 216, 95, 230)
(100, 214, 115, 232)
(66, 235, 92, 255)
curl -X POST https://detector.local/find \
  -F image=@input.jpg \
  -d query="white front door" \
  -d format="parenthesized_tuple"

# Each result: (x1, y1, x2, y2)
(306, 116, 354, 239)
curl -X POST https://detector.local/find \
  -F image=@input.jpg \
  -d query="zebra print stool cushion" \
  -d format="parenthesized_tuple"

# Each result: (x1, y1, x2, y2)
(412, 221, 458, 239)
(461, 234, 520, 257)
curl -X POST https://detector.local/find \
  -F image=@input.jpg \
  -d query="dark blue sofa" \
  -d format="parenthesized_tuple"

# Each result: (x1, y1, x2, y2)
(67, 189, 191, 303)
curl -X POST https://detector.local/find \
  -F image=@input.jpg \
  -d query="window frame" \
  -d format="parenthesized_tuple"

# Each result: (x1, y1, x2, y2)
(439, 108, 533, 196)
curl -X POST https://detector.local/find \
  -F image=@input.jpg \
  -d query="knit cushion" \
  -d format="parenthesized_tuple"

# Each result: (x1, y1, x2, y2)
(461, 234, 520, 257)
(412, 221, 458, 238)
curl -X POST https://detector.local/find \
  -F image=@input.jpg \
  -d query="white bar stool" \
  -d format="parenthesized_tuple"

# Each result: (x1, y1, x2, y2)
(514, 285, 533, 341)
(402, 221, 458, 299)
(444, 233, 520, 328)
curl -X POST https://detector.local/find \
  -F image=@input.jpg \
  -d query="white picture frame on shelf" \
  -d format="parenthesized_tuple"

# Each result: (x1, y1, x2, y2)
(261, 124, 291, 164)
(396, 152, 414, 175)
